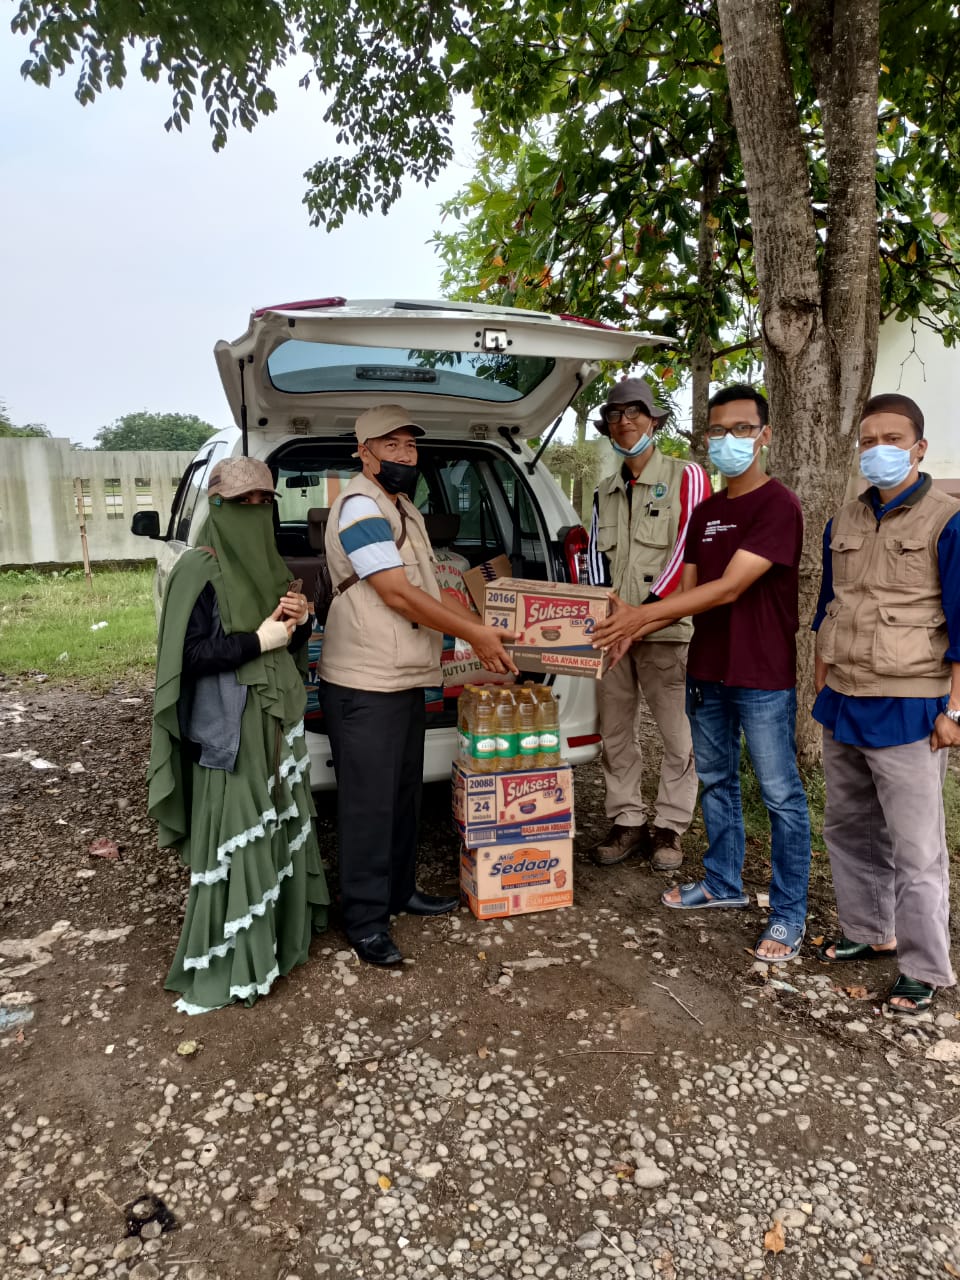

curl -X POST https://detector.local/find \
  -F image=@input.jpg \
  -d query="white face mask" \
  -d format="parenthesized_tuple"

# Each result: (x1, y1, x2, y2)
(859, 443, 918, 489)
(611, 431, 653, 458)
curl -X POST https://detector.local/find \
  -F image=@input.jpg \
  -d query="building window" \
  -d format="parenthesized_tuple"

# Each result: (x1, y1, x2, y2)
(135, 478, 153, 509)
(74, 480, 93, 520)
(105, 478, 123, 520)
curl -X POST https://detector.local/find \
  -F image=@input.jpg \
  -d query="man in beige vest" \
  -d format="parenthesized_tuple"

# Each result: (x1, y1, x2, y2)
(587, 377, 710, 870)
(320, 406, 516, 967)
(812, 393, 960, 1015)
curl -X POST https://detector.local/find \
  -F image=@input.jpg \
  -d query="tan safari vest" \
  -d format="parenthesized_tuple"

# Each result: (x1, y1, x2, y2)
(594, 448, 693, 643)
(816, 476, 959, 698)
(320, 473, 442, 692)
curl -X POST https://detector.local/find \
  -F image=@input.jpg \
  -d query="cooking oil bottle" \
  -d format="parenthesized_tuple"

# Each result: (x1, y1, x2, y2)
(472, 689, 498, 773)
(457, 685, 476, 767)
(516, 685, 540, 768)
(493, 687, 519, 771)
(534, 685, 561, 767)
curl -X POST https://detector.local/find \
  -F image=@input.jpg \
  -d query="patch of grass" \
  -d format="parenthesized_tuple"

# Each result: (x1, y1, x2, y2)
(0, 568, 156, 689)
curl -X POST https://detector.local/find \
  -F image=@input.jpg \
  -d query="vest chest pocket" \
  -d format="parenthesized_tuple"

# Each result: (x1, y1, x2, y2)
(873, 604, 949, 679)
(631, 506, 673, 549)
(595, 522, 618, 555)
(878, 536, 930, 588)
(829, 532, 865, 584)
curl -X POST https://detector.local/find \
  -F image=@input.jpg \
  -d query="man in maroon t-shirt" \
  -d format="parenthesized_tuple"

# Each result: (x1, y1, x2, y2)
(594, 385, 811, 963)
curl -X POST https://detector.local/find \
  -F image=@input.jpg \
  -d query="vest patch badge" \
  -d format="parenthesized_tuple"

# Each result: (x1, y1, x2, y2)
(652, 482, 668, 498)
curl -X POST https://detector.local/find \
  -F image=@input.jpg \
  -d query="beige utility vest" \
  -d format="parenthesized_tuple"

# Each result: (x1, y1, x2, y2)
(320, 473, 442, 692)
(816, 477, 959, 697)
(594, 448, 692, 643)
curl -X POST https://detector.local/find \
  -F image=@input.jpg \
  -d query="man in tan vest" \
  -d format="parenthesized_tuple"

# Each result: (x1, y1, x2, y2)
(812, 393, 960, 1015)
(320, 406, 516, 967)
(587, 377, 710, 871)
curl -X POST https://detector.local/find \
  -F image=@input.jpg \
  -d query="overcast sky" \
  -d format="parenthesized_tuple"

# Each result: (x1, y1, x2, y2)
(0, 30, 478, 446)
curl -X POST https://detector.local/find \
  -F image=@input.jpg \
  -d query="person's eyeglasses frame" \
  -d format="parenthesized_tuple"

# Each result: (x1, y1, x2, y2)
(705, 422, 765, 441)
(602, 403, 653, 428)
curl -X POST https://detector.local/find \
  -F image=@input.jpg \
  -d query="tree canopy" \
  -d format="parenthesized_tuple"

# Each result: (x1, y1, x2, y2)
(0, 399, 49, 438)
(94, 411, 216, 451)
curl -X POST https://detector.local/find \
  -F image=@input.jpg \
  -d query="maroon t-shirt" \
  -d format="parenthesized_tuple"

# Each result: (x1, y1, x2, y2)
(683, 478, 803, 690)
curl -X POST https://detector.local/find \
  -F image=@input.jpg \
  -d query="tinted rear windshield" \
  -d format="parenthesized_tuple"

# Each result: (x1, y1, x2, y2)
(266, 341, 555, 401)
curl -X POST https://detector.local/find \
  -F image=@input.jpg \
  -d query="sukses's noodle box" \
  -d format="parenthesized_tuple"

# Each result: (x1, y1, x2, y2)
(481, 578, 614, 679)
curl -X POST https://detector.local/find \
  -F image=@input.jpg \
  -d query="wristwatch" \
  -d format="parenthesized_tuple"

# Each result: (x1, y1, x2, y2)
(944, 707, 960, 724)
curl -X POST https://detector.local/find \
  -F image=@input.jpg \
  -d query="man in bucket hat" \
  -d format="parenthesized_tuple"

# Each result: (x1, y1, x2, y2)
(587, 377, 710, 871)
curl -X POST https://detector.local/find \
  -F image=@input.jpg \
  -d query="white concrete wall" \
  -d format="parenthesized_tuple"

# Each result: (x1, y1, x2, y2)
(0, 439, 195, 566)
(875, 316, 960, 480)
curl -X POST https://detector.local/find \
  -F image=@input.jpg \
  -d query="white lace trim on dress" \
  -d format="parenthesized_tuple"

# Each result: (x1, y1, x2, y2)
(222, 859, 294, 939)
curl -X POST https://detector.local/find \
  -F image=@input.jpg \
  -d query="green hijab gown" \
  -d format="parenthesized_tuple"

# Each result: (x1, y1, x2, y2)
(148, 499, 329, 1014)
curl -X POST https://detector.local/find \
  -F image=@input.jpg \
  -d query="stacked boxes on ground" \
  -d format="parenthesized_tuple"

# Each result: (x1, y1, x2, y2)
(454, 717, 574, 920)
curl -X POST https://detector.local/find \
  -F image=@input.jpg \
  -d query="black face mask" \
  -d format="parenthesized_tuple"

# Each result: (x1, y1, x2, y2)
(375, 457, 419, 498)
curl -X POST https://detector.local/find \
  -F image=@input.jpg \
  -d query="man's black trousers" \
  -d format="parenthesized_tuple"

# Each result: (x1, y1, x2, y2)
(318, 680, 425, 942)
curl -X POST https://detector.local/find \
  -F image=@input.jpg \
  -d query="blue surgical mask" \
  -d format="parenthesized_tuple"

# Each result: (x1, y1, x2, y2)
(859, 443, 916, 489)
(611, 431, 653, 458)
(708, 434, 758, 478)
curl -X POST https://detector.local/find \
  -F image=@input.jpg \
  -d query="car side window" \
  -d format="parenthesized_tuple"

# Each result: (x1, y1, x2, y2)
(168, 442, 228, 543)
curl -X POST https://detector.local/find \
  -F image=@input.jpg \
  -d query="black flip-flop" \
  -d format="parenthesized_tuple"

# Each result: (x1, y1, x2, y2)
(885, 974, 936, 1016)
(815, 935, 897, 963)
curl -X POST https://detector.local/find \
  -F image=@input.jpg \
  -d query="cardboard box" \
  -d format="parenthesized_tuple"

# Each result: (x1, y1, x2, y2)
(463, 555, 513, 612)
(481, 578, 614, 679)
(452, 761, 573, 845)
(460, 837, 573, 919)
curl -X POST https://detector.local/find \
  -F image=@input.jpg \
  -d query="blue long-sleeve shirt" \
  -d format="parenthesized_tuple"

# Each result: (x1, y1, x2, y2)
(811, 475, 960, 747)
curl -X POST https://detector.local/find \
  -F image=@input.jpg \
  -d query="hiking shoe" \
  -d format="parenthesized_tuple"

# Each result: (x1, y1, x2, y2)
(651, 826, 683, 871)
(590, 824, 652, 867)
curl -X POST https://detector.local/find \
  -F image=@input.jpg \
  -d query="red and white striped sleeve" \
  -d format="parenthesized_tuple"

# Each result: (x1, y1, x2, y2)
(649, 462, 711, 598)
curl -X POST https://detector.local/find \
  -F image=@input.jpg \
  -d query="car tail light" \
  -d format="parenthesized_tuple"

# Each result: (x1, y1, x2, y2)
(567, 733, 602, 748)
(254, 297, 346, 317)
(562, 525, 589, 583)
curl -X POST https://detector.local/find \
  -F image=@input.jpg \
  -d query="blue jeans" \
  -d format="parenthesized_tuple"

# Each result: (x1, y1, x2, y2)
(686, 681, 811, 931)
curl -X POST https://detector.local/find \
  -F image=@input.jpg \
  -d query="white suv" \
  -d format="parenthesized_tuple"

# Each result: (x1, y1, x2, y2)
(134, 298, 659, 789)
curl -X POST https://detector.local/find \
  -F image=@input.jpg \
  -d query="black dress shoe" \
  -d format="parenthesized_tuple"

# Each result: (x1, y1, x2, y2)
(353, 932, 403, 967)
(400, 890, 459, 916)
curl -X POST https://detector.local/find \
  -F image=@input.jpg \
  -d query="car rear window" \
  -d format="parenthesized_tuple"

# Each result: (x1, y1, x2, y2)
(266, 341, 555, 402)
(271, 442, 548, 577)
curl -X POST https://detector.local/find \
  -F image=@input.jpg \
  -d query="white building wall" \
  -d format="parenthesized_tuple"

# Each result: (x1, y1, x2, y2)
(874, 316, 960, 481)
(0, 439, 195, 566)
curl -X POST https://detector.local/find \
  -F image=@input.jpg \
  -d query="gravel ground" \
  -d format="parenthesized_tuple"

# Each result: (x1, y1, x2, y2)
(1, 678, 959, 1280)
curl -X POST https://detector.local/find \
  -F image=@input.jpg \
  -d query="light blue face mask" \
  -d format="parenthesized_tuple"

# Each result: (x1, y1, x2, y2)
(859, 443, 917, 489)
(708, 434, 758, 478)
(610, 431, 654, 458)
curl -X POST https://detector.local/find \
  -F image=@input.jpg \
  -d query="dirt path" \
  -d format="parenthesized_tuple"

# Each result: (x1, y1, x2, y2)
(1, 679, 959, 1280)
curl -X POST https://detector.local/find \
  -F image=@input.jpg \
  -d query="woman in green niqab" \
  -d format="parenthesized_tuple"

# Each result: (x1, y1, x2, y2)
(148, 458, 329, 1014)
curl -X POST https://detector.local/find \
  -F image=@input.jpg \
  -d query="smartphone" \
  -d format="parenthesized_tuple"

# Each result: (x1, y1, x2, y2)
(288, 578, 303, 594)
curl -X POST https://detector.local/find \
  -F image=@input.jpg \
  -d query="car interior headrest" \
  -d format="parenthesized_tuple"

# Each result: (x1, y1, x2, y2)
(307, 507, 330, 551)
(423, 512, 461, 545)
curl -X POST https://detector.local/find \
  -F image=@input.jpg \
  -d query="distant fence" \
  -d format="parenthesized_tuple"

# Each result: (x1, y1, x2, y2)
(0, 438, 195, 568)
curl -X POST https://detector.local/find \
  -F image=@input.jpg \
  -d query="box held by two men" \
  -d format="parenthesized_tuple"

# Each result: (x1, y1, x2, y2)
(480, 577, 614, 679)
(460, 837, 574, 920)
(452, 760, 574, 846)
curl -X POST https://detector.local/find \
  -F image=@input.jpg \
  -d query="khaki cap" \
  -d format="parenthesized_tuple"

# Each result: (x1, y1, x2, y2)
(208, 456, 278, 500)
(355, 405, 426, 447)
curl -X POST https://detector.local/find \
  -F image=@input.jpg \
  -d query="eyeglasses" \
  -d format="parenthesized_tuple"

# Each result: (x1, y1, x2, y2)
(604, 404, 649, 426)
(706, 422, 764, 440)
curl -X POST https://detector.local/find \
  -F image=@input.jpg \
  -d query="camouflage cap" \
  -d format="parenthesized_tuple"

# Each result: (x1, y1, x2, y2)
(207, 456, 278, 501)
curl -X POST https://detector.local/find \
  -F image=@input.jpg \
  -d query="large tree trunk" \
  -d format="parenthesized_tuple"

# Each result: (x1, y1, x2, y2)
(715, 0, 880, 765)
(689, 120, 730, 465)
